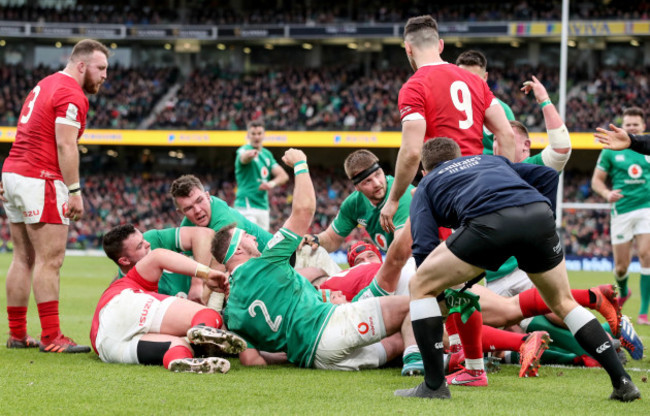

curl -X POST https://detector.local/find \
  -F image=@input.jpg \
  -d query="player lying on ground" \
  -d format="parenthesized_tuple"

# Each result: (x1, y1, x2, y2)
(211, 149, 409, 370)
(90, 224, 246, 374)
(319, 240, 640, 381)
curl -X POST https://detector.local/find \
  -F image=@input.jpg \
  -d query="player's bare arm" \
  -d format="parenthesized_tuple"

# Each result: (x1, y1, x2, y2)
(485, 103, 516, 162)
(239, 149, 259, 164)
(179, 226, 218, 302)
(374, 224, 412, 293)
(595, 124, 632, 151)
(380, 119, 425, 233)
(281, 148, 316, 237)
(239, 347, 268, 366)
(300, 226, 345, 253)
(522, 76, 571, 165)
(135, 248, 229, 294)
(591, 168, 623, 203)
(55, 122, 84, 221)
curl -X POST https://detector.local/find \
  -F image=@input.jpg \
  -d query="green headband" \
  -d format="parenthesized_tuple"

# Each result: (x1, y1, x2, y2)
(223, 228, 244, 264)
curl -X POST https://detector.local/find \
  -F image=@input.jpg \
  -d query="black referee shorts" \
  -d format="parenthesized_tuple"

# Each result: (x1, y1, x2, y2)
(446, 202, 563, 274)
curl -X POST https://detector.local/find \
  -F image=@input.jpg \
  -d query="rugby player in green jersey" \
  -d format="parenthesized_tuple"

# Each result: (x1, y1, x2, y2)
(302, 149, 414, 254)
(234, 120, 289, 231)
(592, 107, 650, 325)
(211, 148, 410, 370)
(170, 174, 273, 250)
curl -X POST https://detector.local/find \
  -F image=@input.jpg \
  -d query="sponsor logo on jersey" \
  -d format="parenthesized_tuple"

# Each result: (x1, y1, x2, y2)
(628, 164, 643, 179)
(553, 241, 562, 254)
(357, 219, 367, 227)
(596, 340, 611, 354)
(139, 298, 154, 326)
(645, 155, 650, 164)
(260, 166, 269, 178)
(434, 342, 444, 350)
(615, 154, 625, 162)
(267, 231, 285, 249)
(374, 234, 388, 251)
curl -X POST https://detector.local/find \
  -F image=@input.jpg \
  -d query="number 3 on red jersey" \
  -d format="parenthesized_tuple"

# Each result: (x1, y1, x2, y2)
(20, 86, 41, 125)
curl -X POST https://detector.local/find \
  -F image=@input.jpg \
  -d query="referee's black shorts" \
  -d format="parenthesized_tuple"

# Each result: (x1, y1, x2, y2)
(445, 202, 563, 274)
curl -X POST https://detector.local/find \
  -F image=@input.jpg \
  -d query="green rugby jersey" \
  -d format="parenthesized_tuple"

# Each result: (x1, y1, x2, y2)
(596, 149, 650, 216)
(224, 227, 337, 368)
(180, 195, 272, 250)
(234, 145, 279, 210)
(332, 176, 413, 251)
(482, 98, 515, 155)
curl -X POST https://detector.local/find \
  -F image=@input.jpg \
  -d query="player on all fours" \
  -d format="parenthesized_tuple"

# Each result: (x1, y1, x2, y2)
(2, 39, 108, 353)
(90, 224, 246, 374)
(380, 15, 516, 234)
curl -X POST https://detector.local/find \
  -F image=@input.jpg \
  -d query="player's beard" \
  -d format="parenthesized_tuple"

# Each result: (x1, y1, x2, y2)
(83, 72, 102, 94)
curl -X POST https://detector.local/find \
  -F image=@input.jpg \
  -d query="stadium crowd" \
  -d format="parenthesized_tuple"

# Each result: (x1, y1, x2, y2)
(0, 168, 614, 257)
(4, 62, 649, 133)
(1, 0, 648, 24)
(0, 64, 179, 129)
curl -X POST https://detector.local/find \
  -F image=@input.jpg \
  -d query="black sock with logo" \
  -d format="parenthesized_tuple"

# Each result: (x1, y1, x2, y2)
(411, 316, 445, 390)
(572, 319, 629, 388)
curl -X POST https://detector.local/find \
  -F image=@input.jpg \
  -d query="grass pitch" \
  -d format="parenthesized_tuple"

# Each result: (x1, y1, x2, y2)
(0, 254, 648, 415)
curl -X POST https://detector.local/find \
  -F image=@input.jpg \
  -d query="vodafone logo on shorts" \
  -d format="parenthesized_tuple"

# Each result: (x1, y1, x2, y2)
(357, 316, 376, 336)
(358, 322, 369, 334)
(628, 164, 643, 179)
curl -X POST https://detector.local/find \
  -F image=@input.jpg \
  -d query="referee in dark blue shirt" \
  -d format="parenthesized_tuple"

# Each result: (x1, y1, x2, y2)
(396, 138, 639, 402)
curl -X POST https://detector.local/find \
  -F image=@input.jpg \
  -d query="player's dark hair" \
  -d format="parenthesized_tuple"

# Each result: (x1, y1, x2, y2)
(170, 174, 205, 202)
(421, 138, 461, 171)
(344, 149, 380, 180)
(247, 119, 265, 130)
(404, 15, 439, 46)
(211, 223, 238, 264)
(102, 224, 137, 264)
(456, 50, 487, 70)
(623, 107, 645, 119)
(510, 120, 529, 138)
(70, 39, 110, 61)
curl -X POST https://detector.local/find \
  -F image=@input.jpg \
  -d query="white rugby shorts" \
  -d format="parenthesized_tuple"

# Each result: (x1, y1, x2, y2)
(611, 208, 650, 245)
(2, 172, 69, 224)
(235, 206, 270, 231)
(485, 268, 534, 297)
(95, 289, 176, 364)
(314, 297, 387, 370)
